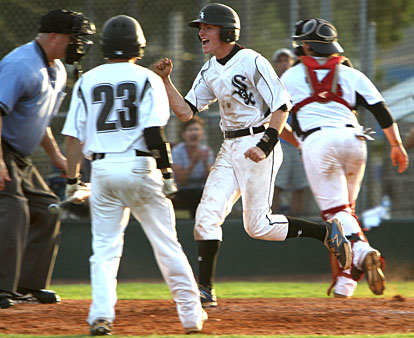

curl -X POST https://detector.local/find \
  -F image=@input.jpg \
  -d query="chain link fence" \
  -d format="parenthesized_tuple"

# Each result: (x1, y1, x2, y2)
(1, 0, 413, 219)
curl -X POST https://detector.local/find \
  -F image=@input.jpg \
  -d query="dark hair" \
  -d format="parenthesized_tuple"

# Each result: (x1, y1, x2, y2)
(181, 116, 204, 133)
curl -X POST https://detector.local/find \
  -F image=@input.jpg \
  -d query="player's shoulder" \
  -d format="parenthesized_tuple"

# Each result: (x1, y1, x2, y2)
(236, 48, 263, 63)
(338, 63, 367, 81)
(239, 47, 261, 57)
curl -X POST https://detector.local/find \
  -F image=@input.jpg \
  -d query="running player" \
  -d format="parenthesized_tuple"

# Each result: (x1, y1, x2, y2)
(154, 3, 352, 307)
(281, 18, 409, 297)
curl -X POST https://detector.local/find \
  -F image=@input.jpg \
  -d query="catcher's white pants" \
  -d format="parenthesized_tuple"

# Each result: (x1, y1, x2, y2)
(87, 153, 204, 330)
(194, 133, 289, 241)
(301, 126, 377, 296)
(301, 126, 367, 236)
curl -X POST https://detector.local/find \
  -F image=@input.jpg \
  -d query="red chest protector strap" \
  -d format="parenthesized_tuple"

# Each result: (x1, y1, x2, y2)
(291, 56, 353, 114)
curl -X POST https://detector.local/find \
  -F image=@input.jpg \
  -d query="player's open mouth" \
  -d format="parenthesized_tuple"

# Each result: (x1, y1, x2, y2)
(202, 39, 209, 45)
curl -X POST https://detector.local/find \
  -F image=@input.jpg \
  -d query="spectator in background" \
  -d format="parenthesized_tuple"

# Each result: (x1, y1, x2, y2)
(172, 116, 214, 218)
(272, 48, 295, 77)
(271, 48, 309, 216)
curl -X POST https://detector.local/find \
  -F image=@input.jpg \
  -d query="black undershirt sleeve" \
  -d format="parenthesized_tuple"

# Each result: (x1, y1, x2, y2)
(143, 126, 173, 169)
(184, 99, 198, 115)
(356, 93, 394, 129)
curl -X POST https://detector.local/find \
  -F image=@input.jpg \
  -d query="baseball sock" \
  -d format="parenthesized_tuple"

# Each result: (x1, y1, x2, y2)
(285, 216, 325, 241)
(198, 240, 220, 289)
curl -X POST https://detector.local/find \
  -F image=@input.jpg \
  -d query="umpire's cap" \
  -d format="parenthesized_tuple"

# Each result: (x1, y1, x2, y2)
(189, 3, 240, 42)
(39, 9, 95, 37)
(292, 18, 343, 54)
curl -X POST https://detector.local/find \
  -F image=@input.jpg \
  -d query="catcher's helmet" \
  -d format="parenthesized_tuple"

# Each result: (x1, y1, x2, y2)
(100, 15, 146, 59)
(292, 18, 343, 55)
(189, 3, 240, 42)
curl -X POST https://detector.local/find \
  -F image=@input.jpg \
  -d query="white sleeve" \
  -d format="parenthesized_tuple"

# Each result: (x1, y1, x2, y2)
(253, 55, 292, 112)
(61, 78, 87, 142)
(184, 60, 217, 112)
(141, 73, 171, 128)
(354, 69, 384, 105)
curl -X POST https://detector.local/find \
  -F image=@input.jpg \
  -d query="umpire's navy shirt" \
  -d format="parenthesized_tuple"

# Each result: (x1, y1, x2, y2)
(0, 40, 66, 156)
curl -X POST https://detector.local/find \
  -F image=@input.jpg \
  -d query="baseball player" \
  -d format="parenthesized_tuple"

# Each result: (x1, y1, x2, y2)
(154, 3, 352, 307)
(0, 9, 94, 309)
(281, 18, 409, 297)
(62, 15, 207, 335)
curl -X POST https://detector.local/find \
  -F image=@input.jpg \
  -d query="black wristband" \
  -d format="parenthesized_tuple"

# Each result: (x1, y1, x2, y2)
(66, 177, 78, 185)
(256, 127, 279, 157)
(162, 172, 173, 180)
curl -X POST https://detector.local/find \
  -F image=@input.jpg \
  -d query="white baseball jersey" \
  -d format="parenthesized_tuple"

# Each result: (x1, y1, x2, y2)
(281, 56, 381, 297)
(281, 59, 384, 132)
(185, 48, 292, 131)
(188, 46, 293, 243)
(62, 62, 170, 158)
(62, 62, 205, 330)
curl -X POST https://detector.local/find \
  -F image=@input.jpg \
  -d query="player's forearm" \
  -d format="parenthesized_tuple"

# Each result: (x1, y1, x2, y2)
(65, 136, 83, 179)
(383, 123, 403, 147)
(268, 109, 289, 134)
(280, 123, 299, 148)
(162, 77, 193, 122)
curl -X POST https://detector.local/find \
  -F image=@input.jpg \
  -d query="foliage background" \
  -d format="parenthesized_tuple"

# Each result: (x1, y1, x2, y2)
(1, 0, 413, 218)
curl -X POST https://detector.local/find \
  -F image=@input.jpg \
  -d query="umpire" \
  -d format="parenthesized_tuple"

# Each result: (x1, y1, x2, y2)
(0, 9, 94, 308)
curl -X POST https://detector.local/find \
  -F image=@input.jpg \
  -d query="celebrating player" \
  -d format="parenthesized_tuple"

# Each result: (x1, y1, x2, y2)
(281, 18, 409, 297)
(0, 9, 94, 309)
(62, 15, 207, 335)
(154, 3, 352, 307)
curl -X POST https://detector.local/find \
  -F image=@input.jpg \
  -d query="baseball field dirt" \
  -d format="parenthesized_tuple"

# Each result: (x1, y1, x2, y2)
(0, 297, 413, 336)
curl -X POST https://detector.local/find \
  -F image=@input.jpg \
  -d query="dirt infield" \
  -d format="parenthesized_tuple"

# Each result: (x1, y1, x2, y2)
(1, 297, 413, 336)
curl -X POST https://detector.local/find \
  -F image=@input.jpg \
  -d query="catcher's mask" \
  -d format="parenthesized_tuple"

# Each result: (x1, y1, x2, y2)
(100, 15, 146, 59)
(292, 18, 343, 55)
(39, 9, 95, 65)
(189, 3, 240, 43)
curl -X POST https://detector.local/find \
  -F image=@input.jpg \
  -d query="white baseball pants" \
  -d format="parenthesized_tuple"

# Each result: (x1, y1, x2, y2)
(194, 133, 289, 241)
(87, 153, 204, 330)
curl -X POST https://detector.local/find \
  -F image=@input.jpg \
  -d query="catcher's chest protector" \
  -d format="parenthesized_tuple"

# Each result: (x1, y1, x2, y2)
(291, 56, 353, 114)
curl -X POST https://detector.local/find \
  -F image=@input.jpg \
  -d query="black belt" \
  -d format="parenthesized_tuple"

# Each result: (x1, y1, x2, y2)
(301, 124, 354, 141)
(92, 150, 152, 161)
(224, 125, 265, 139)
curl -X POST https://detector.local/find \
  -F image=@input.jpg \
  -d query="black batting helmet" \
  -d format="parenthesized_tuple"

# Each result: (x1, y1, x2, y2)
(100, 15, 146, 59)
(292, 18, 343, 55)
(189, 3, 240, 42)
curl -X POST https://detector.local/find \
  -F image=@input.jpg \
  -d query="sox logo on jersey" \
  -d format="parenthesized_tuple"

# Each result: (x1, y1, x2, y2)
(232, 75, 255, 105)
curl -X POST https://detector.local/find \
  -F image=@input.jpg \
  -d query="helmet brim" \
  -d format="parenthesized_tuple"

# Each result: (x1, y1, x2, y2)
(189, 19, 221, 28)
(308, 41, 343, 54)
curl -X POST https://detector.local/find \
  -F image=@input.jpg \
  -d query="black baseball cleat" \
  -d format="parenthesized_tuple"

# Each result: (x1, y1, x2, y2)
(323, 218, 352, 270)
(0, 291, 14, 309)
(90, 318, 112, 336)
(16, 287, 61, 304)
(199, 285, 217, 308)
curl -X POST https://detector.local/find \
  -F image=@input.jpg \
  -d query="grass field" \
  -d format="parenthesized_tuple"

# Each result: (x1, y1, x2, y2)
(51, 280, 414, 300)
(0, 281, 413, 338)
